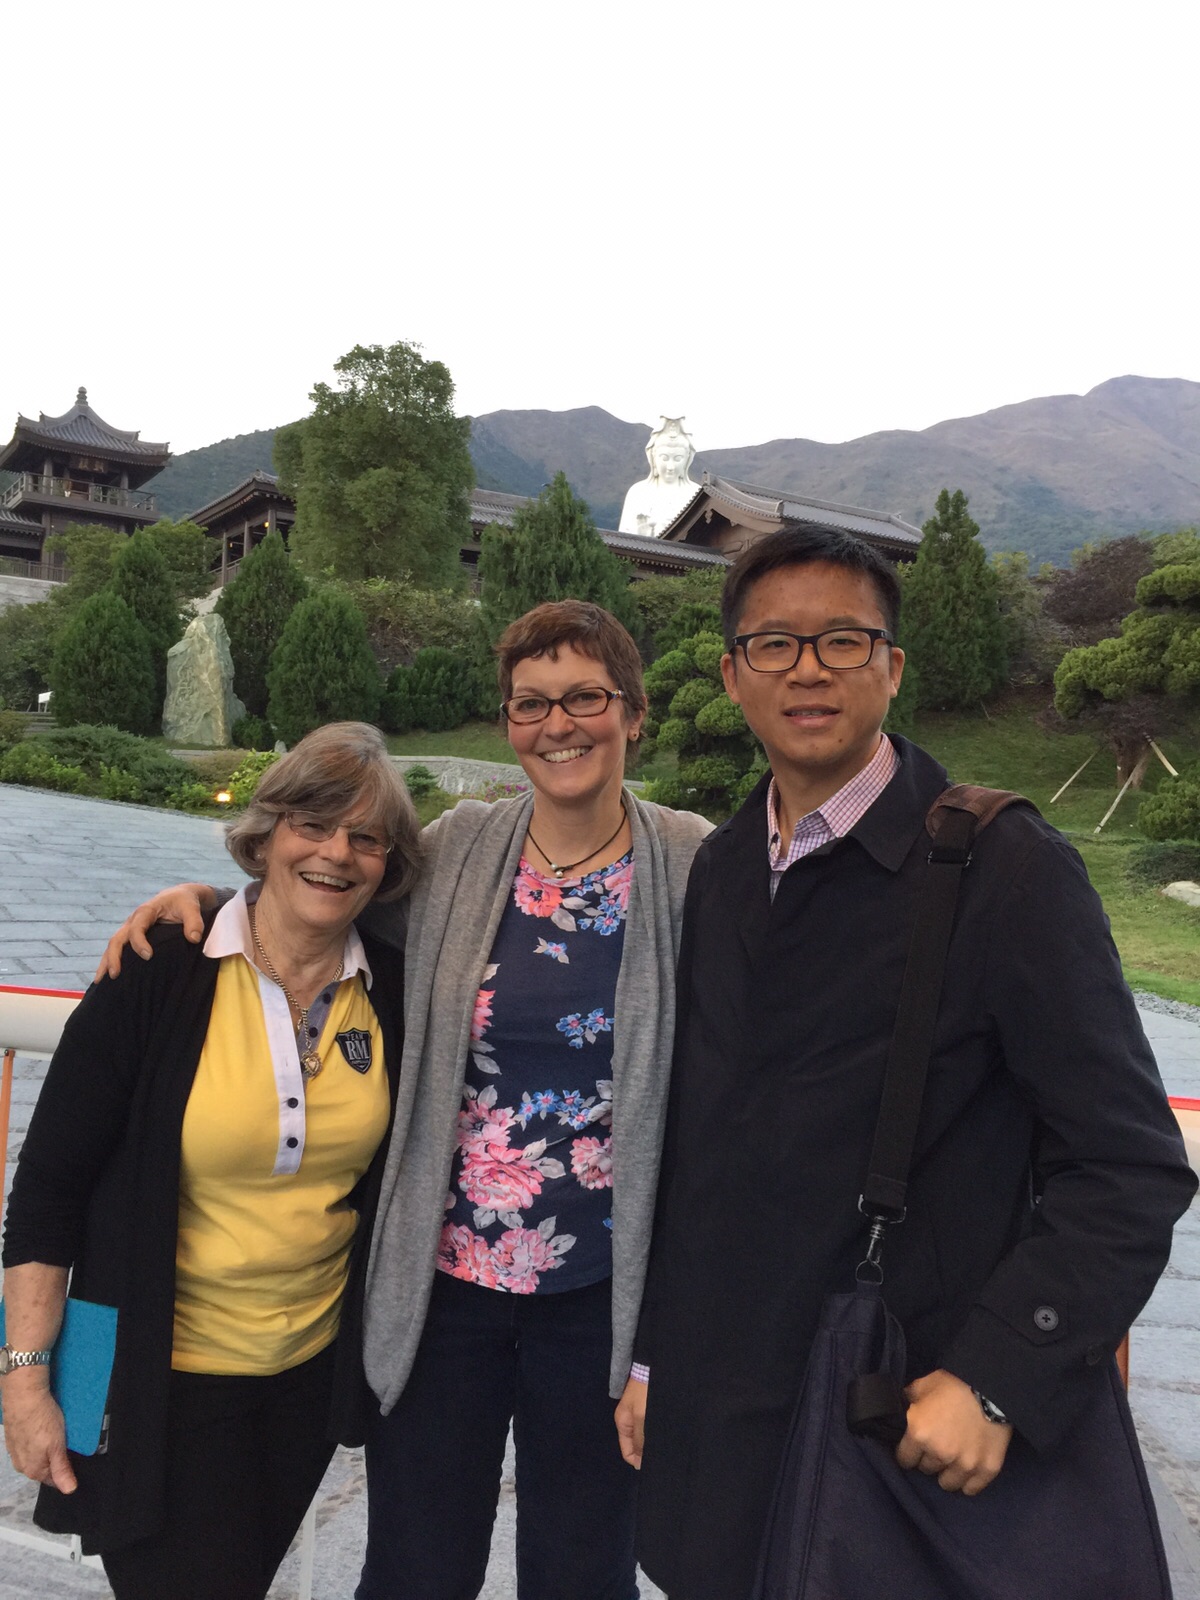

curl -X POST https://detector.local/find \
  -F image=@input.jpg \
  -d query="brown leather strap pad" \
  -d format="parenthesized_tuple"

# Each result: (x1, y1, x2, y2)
(925, 783, 1033, 839)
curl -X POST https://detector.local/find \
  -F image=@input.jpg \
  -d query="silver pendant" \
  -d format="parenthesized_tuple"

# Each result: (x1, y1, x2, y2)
(300, 1049, 323, 1079)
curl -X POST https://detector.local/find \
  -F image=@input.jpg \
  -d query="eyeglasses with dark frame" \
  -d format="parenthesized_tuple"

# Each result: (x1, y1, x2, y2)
(733, 628, 894, 673)
(284, 813, 394, 857)
(500, 687, 627, 725)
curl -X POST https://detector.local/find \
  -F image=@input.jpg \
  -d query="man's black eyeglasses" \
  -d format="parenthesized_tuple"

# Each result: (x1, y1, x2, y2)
(733, 629, 893, 673)
(501, 687, 626, 725)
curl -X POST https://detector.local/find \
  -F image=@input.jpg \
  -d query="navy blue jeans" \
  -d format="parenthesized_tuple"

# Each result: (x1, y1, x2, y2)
(356, 1272, 639, 1600)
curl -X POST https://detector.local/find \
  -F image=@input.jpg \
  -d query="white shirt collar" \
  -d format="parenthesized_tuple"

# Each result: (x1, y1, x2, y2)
(204, 884, 374, 989)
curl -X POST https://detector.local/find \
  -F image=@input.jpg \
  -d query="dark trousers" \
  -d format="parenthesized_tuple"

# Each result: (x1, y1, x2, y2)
(356, 1272, 639, 1600)
(102, 1343, 337, 1600)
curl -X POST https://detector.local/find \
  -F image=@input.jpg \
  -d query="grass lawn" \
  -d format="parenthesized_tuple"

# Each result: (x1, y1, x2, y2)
(385, 721, 514, 762)
(913, 695, 1199, 1006)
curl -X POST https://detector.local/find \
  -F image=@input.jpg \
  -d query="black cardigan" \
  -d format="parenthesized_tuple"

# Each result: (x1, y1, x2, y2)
(2, 917, 403, 1554)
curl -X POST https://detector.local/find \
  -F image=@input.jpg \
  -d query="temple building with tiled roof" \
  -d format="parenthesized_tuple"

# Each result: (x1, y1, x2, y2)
(0, 389, 170, 563)
(657, 473, 922, 560)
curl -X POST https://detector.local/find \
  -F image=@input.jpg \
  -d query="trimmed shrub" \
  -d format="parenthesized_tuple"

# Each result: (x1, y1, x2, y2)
(403, 764, 440, 798)
(267, 589, 382, 743)
(0, 741, 89, 793)
(382, 647, 475, 734)
(1138, 768, 1200, 843)
(0, 710, 27, 752)
(49, 592, 158, 734)
(1126, 839, 1200, 889)
(40, 725, 193, 802)
(227, 750, 280, 806)
(642, 630, 761, 821)
(232, 714, 275, 752)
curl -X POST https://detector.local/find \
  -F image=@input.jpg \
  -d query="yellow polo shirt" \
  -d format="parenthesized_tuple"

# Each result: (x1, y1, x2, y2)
(172, 920, 389, 1376)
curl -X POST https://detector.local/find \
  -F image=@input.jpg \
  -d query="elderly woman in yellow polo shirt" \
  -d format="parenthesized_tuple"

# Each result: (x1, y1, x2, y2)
(0, 721, 419, 1600)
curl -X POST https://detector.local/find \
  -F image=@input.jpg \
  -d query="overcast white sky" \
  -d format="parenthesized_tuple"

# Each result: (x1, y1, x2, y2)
(3, 0, 1196, 457)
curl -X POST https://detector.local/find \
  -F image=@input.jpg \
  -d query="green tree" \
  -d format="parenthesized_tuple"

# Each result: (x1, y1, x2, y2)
(1054, 549, 1200, 785)
(641, 631, 764, 821)
(478, 473, 636, 642)
(215, 531, 309, 716)
(49, 592, 157, 734)
(991, 550, 1068, 685)
(382, 647, 476, 733)
(630, 568, 726, 658)
(330, 577, 482, 672)
(278, 340, 473, 587)
(145, 518, 214, 605)
(0, 601, 60, 710)
(109, 530, 183, 710)
(44, 523, 125, 610)
(899, 489, 1007, 709)
(266, 588, 382, 743)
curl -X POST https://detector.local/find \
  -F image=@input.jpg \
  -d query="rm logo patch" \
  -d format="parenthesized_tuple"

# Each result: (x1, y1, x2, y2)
(335, 1030, 373, 1073)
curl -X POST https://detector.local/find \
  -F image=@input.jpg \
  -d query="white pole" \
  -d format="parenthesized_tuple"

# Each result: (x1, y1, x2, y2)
(1149, 740, 1179, 778)
(1049, 749, 1098, 804)
(1094, 768, 1139, 834)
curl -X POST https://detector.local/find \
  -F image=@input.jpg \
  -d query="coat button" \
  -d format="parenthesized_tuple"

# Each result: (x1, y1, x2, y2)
(1034, 1305, 1059, 1332)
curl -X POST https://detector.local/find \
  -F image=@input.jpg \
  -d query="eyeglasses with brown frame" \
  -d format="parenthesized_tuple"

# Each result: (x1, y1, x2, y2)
(500, 687, 627, 725)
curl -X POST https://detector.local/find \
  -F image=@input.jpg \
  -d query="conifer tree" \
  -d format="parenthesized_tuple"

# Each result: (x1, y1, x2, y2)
(109, 530, 182, 709)
(478, 472, 637, 641)
(900, 489, 1007, 709)
(216, 531, 309, 715)
(49, 592, 158, 734)
(267, 588, 381, 743)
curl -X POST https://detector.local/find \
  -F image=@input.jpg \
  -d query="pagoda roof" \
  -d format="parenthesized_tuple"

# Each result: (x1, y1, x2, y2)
(189, 470, 292, 529)
(0, 388, 170, 476)
(0, 506, 44, 548)
(662, 474, 922, 555)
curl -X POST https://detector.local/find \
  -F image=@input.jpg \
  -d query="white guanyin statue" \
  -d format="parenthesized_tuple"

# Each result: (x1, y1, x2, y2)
(618, 416, 699, 537)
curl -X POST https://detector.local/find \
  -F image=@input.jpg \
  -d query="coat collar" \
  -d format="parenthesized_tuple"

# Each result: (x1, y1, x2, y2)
(714, 735, 951, 882)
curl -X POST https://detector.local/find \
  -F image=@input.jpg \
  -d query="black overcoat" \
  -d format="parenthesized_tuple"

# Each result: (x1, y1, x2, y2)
(2, 918, 403, 1554)
(635, 737, 1196, 1599)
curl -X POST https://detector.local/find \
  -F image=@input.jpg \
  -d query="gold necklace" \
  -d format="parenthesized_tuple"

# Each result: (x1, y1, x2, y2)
(249, 905, 344, 1079)
(526, 803, 627, 879)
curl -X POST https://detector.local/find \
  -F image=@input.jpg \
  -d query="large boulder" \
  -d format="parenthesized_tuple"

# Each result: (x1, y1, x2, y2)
(162, 613, 246, 747)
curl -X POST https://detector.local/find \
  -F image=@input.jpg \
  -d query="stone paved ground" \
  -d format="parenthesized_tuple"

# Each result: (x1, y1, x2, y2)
(0, 787, 1196, 1597)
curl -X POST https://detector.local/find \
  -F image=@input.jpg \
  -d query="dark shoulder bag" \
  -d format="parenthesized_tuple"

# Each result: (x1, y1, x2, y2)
(754, 786, 1173, 1600)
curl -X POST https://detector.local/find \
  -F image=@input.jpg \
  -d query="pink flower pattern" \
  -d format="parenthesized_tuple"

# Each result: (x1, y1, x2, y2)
(570, 1135, 613, 1190)
(438, 849, 633, 1293)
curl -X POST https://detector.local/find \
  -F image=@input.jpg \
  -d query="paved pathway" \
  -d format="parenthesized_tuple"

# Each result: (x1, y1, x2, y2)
(0, 786, 1196, 1597)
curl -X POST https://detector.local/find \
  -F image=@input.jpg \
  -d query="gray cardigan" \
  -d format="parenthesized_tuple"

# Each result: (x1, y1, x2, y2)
(359, 788, 711, 1407)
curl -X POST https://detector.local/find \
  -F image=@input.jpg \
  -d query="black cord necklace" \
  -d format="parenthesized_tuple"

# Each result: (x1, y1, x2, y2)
(526, 804, 627, 879)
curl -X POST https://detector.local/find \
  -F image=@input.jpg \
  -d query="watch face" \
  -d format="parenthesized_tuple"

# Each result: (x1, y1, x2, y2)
(0, 1348, 11, 1376)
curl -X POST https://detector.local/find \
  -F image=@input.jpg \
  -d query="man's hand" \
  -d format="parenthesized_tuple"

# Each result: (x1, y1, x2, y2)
(895, 1369, 1012, 1495)
(615, 1376, 648, 1469)
(1, 1375, 77, 1494)
(95, 883, 216, 981)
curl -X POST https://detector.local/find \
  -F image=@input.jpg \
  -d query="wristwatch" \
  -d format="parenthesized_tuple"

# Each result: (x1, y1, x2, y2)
(973, 1388, 1009, 1425)
(0, 1345, 53, 1376)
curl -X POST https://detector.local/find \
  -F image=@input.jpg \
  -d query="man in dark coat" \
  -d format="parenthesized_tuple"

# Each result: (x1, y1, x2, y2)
(615, 527, 1196, 1599)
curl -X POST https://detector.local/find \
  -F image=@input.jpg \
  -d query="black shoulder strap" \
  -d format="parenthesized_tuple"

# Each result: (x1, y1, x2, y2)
(859, 785, 1034, 1230)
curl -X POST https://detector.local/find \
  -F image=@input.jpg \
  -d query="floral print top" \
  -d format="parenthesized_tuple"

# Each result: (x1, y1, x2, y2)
(437, 849, 633, 1294)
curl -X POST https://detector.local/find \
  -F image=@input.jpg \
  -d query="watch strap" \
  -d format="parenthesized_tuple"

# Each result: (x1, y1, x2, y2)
(1, 1345, 53, 1374)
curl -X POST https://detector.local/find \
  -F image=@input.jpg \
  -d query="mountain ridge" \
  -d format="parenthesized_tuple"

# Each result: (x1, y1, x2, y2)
(150, 375, 1200, 564)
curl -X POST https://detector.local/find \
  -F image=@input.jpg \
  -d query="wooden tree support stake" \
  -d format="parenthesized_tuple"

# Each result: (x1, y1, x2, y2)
(1149, 740, 1179, 778)
(1050, 749, 1097, 805)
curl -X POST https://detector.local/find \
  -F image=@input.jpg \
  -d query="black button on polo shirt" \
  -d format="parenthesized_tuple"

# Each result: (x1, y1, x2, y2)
(286, 1136, 299, 1149)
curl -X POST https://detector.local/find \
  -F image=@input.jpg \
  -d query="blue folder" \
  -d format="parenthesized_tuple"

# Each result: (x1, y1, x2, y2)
(0, 1296, 118, 1456)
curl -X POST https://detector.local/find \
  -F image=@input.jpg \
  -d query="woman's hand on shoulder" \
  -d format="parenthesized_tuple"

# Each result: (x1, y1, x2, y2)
(1, 1376, 77, 1493)
(95, 882, 216, 982)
